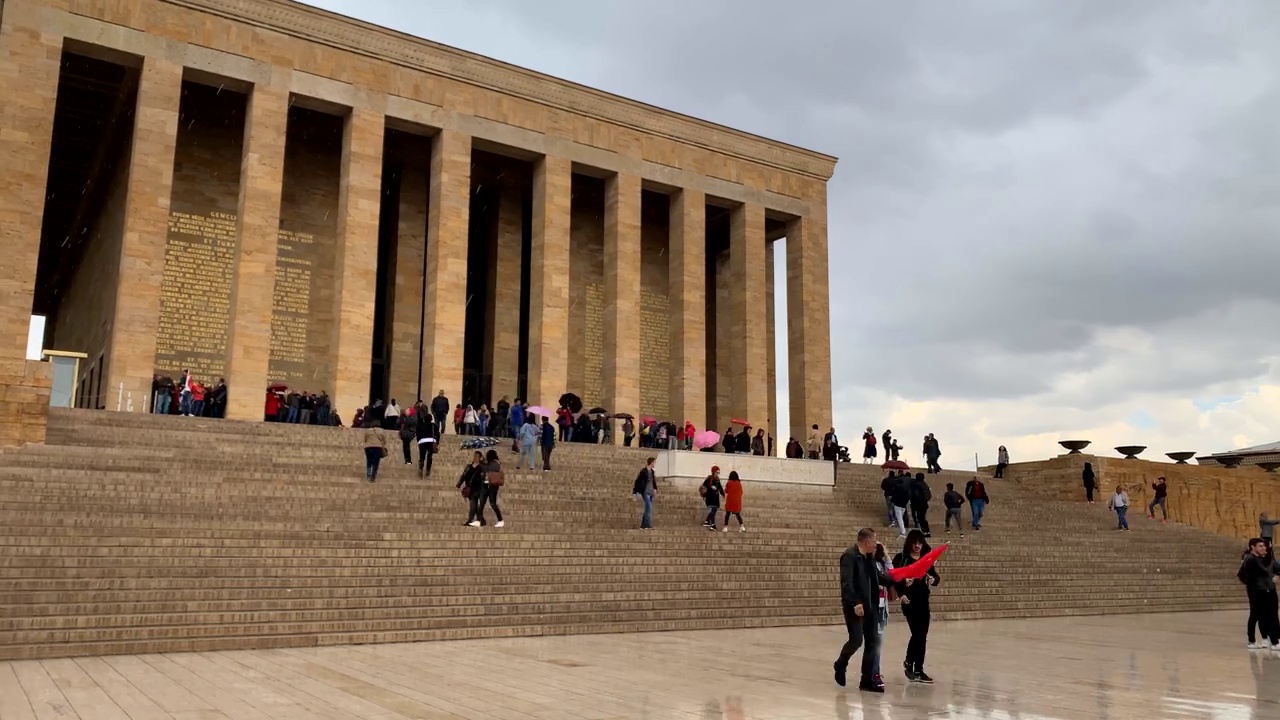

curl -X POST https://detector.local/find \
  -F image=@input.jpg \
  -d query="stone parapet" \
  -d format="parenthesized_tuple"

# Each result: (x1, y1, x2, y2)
(1003, 453, 1280, 540)
(0, 360, 52, 447)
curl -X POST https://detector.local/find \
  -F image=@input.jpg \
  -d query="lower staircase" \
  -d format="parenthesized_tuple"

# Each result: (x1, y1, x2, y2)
(0, 409, 1244, 660)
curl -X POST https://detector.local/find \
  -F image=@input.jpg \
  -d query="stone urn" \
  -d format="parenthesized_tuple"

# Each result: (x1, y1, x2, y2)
(1059, 440, 1091, 454)
(1165, 452, 1195, 465)
(1258, 462, 1280, 474)
(1216, 455, 1244, 469)
(1115, 445, 1146, 460)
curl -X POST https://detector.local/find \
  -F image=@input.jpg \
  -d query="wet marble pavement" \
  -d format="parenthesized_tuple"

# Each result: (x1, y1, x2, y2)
(0, 610, 1272, 719)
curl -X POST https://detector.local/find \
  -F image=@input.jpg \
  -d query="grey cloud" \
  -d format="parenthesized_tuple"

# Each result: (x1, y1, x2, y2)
(311, 0, 1280, 441)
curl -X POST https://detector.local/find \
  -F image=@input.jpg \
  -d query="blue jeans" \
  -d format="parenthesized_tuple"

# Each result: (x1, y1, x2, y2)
(479, 418, 488, 436)
(871, 605, 888, 676)
(970, 499, 986, 529)
(364, 447, 382, 479)
(884, 497, 896, 525)
(518, 443, 537, 469)
(287, 406, 299, 423)
(1148, 497, 1167, 519)
(179, 392, 192, 415)
(639, 493, 653, 528)
(154, 391, 170, 414)
(1116, 506, 1129, 529)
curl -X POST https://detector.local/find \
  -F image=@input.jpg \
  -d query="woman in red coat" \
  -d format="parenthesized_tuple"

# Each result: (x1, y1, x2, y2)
(264, 389, 279, 422)
(722, 471, 745, 532)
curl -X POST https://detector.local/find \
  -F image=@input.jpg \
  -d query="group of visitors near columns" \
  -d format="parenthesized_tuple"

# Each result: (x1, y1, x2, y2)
(151, 370, 228, 418)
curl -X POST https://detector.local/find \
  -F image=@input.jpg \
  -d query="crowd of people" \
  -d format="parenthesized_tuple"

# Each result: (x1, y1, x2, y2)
(879, 470, 989, 539)
(151, 371, 228, 418)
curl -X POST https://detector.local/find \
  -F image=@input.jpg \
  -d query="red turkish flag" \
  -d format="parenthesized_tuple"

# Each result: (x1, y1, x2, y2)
(888, 543, 949, 582)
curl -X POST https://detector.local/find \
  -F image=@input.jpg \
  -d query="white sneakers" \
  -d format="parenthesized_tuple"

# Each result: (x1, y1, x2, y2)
(722, 526, 729, 533)
(1248, 642, 1266, 650)
(495, 521, 505, 528)
(740, 526, 746, 533)
(467, 521, 480, 528)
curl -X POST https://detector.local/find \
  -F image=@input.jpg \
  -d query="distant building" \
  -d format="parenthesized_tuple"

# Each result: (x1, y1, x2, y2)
(1196, 441, 1280, 467)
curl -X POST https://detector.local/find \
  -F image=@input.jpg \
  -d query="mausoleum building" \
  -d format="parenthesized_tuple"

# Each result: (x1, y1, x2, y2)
(0, 0, 836, 444)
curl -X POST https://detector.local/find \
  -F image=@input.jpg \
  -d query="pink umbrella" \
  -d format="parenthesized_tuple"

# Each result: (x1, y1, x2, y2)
(525, 405, 552, 417)
(693, 430, 721, 450)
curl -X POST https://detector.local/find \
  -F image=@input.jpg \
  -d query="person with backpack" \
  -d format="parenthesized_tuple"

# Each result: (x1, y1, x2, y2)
(700, 466, 724, 530)
(909, 473, 932, 538)
(861, 426, 878, 464)
(398, 409, 417, 466)
(964, 477, 990, 531)
(943, 483, 965, 538)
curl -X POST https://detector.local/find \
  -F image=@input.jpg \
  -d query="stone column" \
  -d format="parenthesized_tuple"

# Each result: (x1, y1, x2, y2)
(786, 205, 832, 440)
(0, 5, 61, 361)
(105, 56, 182, 411)
(527, 155, 571, 407)
(387, 146, 428, 406)
(603, 173, 641, 433)
(729, 202, 769, 429)
(420, 129, 471, 408)
(486, 180, 522, 404)
(225, 78, 289, 421)
(329, 108, 384, 418)
(765, 240, 777, 455)
(668, 188, 706, 432)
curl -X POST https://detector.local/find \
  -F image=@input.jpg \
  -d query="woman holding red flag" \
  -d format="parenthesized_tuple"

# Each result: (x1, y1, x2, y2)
(893, 530, 940, 684)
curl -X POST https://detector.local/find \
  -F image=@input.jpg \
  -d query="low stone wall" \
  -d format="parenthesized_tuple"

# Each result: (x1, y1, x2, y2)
(0, 359, 52, 447)
(1002, 453, 1279, 540)
(654, 450, 834, 487)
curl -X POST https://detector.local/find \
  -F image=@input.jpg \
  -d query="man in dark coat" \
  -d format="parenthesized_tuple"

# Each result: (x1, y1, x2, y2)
(834, 527, 891, 692)
(430, 390, 450, 435)
(910, 473, 932, 537)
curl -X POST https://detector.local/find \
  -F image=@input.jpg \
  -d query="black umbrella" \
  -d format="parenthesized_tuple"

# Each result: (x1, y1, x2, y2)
(559, 393, 583, 414)
(587, 406, 608, 415)
(612, 412, 635, 420)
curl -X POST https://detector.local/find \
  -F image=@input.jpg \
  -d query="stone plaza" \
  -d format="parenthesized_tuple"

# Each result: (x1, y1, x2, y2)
(0, 0, 835, 448)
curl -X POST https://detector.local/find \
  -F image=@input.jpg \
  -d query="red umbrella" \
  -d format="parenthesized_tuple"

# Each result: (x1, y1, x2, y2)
(888, 544, 949, 583)
(640, 415, 657, 425)
(730, 418, 751, 426)
(881, 460, 911, 471)
(268, 383, 288, 392)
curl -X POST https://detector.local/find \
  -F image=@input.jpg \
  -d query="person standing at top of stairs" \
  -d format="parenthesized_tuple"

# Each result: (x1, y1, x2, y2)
(1148, 477, 1169, 522)
(430, 390, 449, 435)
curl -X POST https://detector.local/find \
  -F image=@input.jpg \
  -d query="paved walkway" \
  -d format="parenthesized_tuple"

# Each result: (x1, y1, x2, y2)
(0, 611, 1272, 719)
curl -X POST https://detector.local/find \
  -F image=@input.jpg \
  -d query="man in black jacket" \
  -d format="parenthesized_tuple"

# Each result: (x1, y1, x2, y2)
(834, 527, 892, 692)
(430, 390, 450, 435)
(889, 473, 912, 538)
(1240, 537, 1280, 649)
(910, 473, 932, 537)
(632, 457, 657, 530)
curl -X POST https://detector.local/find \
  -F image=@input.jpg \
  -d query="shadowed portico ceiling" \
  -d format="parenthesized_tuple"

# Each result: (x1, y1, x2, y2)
(160, 0, 838, 181)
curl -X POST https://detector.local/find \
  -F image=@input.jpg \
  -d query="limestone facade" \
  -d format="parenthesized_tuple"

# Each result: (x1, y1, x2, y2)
(0, 0, 837, 442)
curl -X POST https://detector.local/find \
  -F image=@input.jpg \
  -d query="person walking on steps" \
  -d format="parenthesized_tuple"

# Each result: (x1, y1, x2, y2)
(459, 451, 487, 526)
(478, 449, 505, 528)
(833, 527, 892, 692)
(633, 457, 658, 530)
(516, 418, 539, 470)
(723, 471, 746, 532)
(1083, 462, 1097, 503)
(995, 445, 1009, 478)
(539, 415, 556, 472)
(880, 471, 898, 527)
(362, 419, 388, 482)
(398, 409, 417, 466)
(890, 472, 912, 538)
(943, 483, 965, 538)
(1108, 485, 1130, 531)
(430, 390, 449, 435)
(894, 529, 940, 684)
(415, 404, 438, 477)
(909, 473, 932, 538)
(701, 466, 724, 530)
(964, 476, 989, 531)
(1148, 476, 1169, 522)
(1239, 538, 1280, 651)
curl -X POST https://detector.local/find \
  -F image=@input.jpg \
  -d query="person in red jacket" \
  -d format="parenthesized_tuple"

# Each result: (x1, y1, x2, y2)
(722, 471, 746, 532)
(264, 388, 279, 422)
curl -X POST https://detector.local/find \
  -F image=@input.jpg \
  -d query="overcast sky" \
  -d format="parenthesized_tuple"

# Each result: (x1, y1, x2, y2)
(304, 0, 1280, 467)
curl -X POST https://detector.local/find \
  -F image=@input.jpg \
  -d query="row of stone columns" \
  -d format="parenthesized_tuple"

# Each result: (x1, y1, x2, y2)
(0, 33, 832, 439)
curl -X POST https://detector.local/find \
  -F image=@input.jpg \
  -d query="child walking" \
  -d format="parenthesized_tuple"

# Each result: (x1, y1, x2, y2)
(723, 471, 746, 532)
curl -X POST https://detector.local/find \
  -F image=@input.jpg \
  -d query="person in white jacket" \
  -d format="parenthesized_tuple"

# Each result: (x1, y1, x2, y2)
(1108, 486, 1130, 531)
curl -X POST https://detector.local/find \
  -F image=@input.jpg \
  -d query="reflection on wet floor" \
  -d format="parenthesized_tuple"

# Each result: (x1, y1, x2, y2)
(0, 610, 1274, 719)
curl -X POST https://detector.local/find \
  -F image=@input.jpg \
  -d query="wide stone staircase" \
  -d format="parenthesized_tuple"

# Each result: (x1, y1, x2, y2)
(0, 409, 1245, 660)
